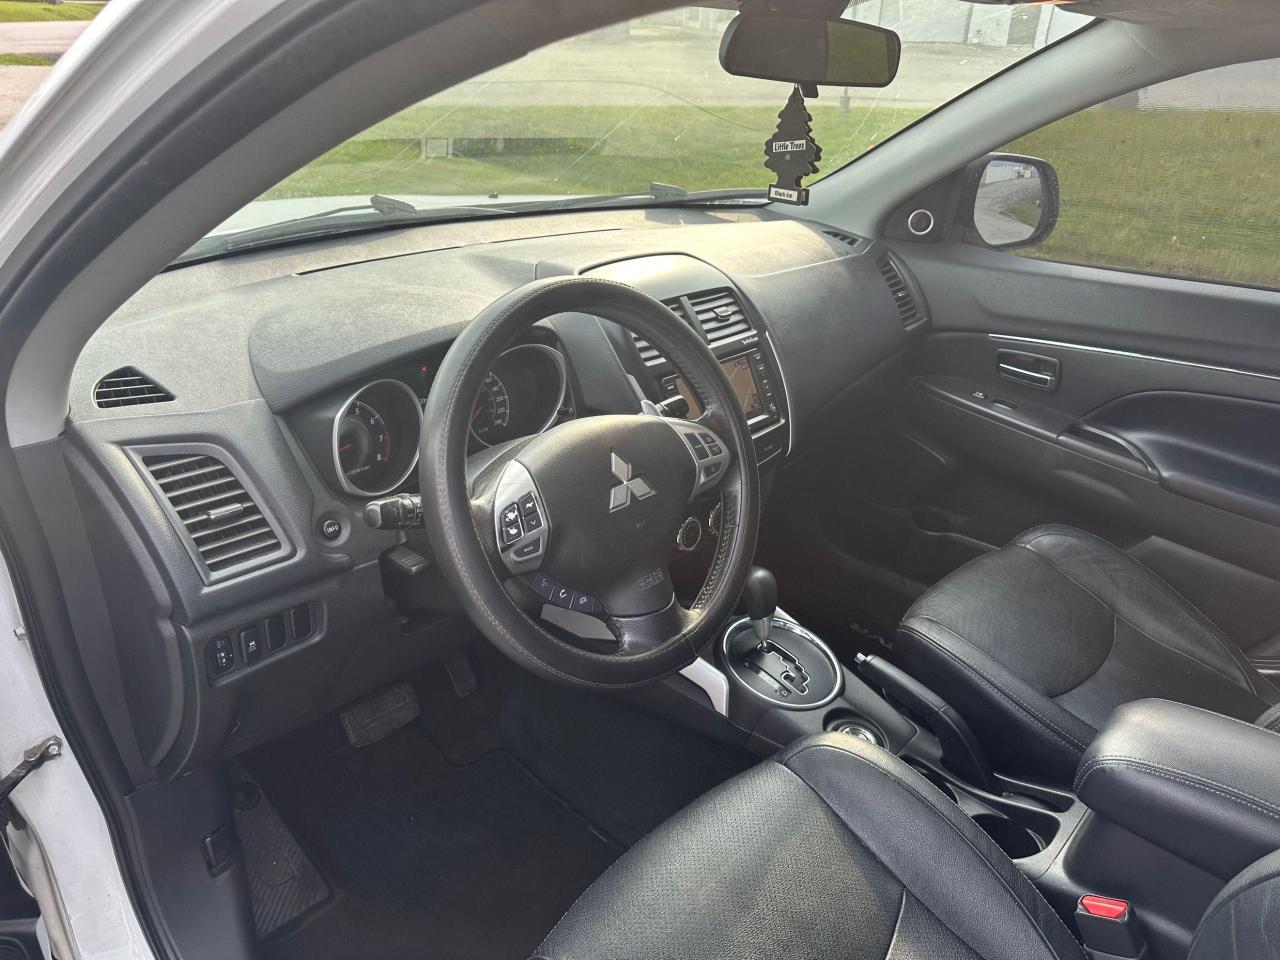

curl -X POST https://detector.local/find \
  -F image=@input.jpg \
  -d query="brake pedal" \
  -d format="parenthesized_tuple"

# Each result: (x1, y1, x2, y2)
(339, 681, 420, 748)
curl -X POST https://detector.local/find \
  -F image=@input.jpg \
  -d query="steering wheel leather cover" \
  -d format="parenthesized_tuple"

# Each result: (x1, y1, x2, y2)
(420, 276, 760, 689)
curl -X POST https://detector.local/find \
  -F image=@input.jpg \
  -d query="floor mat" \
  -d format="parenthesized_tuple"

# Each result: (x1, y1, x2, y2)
(253, 725, 622, 960)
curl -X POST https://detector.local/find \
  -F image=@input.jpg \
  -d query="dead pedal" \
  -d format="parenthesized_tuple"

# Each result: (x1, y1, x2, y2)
(339, 681, 420, 748)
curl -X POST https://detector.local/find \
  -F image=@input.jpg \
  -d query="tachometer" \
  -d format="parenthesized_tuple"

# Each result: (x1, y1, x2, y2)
(470, 371, 511, 445)
(332, 379, 422, 496)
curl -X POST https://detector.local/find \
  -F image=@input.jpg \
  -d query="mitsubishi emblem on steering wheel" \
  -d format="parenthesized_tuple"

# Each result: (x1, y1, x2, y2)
(608, 451, 655, 512)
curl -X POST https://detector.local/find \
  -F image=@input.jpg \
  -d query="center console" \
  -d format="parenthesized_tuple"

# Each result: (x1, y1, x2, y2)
(584, 255, 792, 471)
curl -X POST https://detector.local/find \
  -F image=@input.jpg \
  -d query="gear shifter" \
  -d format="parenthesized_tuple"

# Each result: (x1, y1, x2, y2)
(743, 566, 778, 650)
(722, 566, 841, 707)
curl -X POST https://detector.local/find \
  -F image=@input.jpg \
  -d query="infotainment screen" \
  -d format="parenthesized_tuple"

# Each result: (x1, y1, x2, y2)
(673, 354, 763, 420)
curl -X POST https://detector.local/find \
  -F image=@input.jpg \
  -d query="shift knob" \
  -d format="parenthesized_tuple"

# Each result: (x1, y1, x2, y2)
(743, 566, 777, 646)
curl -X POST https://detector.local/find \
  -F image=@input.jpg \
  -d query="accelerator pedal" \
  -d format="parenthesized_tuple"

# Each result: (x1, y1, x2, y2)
(339, 681, 420, 748)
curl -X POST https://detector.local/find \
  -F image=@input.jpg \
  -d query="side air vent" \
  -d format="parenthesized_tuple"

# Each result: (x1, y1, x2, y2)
(94, 367, 174, 408)
(141, 451, 288, 582)
(877, 253, 926, 329)
(687, 289, 752, 345)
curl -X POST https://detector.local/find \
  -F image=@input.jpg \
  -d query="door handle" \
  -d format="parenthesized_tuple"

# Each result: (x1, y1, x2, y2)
(996, 349, 1059, 391)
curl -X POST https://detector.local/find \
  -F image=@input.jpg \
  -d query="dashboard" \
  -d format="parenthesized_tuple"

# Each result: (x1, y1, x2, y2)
(60, 207, 928, 782)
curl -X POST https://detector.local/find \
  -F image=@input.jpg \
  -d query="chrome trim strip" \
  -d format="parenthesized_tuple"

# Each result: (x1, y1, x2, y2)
(719, 615, 843, 710)
(679, 657, 730, 717)
(331, 378, 423, 497)
(763, 331, 795, 457)
(987, 334, 1280, 384)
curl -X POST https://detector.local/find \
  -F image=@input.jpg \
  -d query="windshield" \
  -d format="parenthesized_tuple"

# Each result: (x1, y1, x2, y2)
(185, 2, 1090, 260)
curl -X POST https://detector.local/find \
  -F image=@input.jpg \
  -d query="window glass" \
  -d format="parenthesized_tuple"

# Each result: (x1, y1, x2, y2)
(1001, 58, 1280, 290)
(188, 2, 1088, 258)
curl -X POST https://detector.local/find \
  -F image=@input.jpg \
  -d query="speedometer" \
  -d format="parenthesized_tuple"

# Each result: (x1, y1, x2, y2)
(332, 379, 422, 496)
(470, 371, 510, 445)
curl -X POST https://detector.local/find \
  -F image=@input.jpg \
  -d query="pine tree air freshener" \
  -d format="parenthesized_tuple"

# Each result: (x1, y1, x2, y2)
(764, 85, 822, 206)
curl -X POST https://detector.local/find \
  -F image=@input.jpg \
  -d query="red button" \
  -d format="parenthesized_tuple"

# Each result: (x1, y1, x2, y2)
(1080, 895, 1129, 921)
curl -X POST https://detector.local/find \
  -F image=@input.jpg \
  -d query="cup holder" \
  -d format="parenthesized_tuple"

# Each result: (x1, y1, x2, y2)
(972, 813, 1045, 860)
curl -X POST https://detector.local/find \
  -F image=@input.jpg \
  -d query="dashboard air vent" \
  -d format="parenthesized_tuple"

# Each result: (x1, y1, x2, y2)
(687, 289, 751, 345)
(142, 452, 286, 581)
(877, 253, 925, 329)
(822, 229, 866, 251)
(94, 367, 174, 408)
(630, 296, 688, 365)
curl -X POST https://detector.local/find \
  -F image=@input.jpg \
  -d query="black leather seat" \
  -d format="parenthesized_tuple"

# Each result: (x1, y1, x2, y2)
(894, 524, 1279, 785)
(535, 733, 1084, 960)
(534, 733, 1280, 960)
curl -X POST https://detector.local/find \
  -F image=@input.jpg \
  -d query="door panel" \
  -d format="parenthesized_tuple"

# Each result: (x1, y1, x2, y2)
(762, 240, 1280, 670)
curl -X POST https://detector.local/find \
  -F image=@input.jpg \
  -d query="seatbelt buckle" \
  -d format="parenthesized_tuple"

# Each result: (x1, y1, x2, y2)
(1075, 895, 1148, 959)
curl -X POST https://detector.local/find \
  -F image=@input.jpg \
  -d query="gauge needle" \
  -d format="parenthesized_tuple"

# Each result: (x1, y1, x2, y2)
(339, 443, 354, 453)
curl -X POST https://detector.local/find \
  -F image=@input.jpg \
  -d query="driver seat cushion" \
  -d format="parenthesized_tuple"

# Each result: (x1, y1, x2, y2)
(533, 733, 1084, 960)
(893, 524, 1278, 785)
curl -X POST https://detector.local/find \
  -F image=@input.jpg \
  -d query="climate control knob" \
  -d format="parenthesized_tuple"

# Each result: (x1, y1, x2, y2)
(676, 516, 703, 552)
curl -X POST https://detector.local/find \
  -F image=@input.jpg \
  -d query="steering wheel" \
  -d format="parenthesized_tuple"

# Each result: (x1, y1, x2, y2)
(419, 276, 760, 689)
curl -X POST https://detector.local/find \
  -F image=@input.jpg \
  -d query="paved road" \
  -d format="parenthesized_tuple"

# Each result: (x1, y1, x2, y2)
(0, 66, 48, 131)
(0, 20, 89, 56)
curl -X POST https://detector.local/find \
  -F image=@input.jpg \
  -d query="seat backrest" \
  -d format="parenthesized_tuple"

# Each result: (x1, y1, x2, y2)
(1187, 848, 1280, 959)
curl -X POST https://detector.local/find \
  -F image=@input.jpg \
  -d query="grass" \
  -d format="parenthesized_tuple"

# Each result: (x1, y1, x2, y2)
(0, 1, 99, 22)
(1008, 105, 1280, 290)
(266, 101, 1280, 291)
(0, 52, 52, 65)
(264, 103, 926, 201)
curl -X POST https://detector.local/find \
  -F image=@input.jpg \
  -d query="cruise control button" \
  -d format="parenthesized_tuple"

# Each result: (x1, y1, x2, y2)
(523, 510, 543, 532)
(526, 572, 556, 600)
(500, 502, 520, 526)
(513, 538, 542, 560)
(501, 520, 523, 545)
(550, 585, 576, 609)
(518, 494, 538, 518)
(688, 436, 710, 461)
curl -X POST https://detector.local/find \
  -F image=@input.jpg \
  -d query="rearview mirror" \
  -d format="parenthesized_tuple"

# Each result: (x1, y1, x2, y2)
(963, 154, 1060, 250)
(719, 13, 901, 89)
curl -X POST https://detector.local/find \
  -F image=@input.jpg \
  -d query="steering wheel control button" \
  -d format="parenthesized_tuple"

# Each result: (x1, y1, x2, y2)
(513, 538, 542, 561)
(526, 572, 557, 600)
(494, 461, 552, 575)
(661, 418, 732, 500)
(551, 585, 577, 609)
(688, 436, 709, 460)
(571, 593, 599, 615)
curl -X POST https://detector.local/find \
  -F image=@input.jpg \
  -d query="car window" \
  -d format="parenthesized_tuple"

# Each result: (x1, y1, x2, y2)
(192, 2, 1088, 253)
(998, 58, 1280, 291)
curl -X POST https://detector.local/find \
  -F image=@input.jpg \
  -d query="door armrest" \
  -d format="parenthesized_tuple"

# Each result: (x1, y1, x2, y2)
(1075, 698, 1280, 880)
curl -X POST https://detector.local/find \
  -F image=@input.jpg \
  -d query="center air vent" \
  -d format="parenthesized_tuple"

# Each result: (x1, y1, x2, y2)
(94, 367, 174, 408)
(630, 289, 753, 363)
(687, 289, 752, 345)
(141, 451, 287, 583)
(877, 253, 926, 329)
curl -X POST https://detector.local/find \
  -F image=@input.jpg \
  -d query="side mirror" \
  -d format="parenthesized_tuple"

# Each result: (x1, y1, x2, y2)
(719, 13, 901, 89)
(962, 154, 1060, 250)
